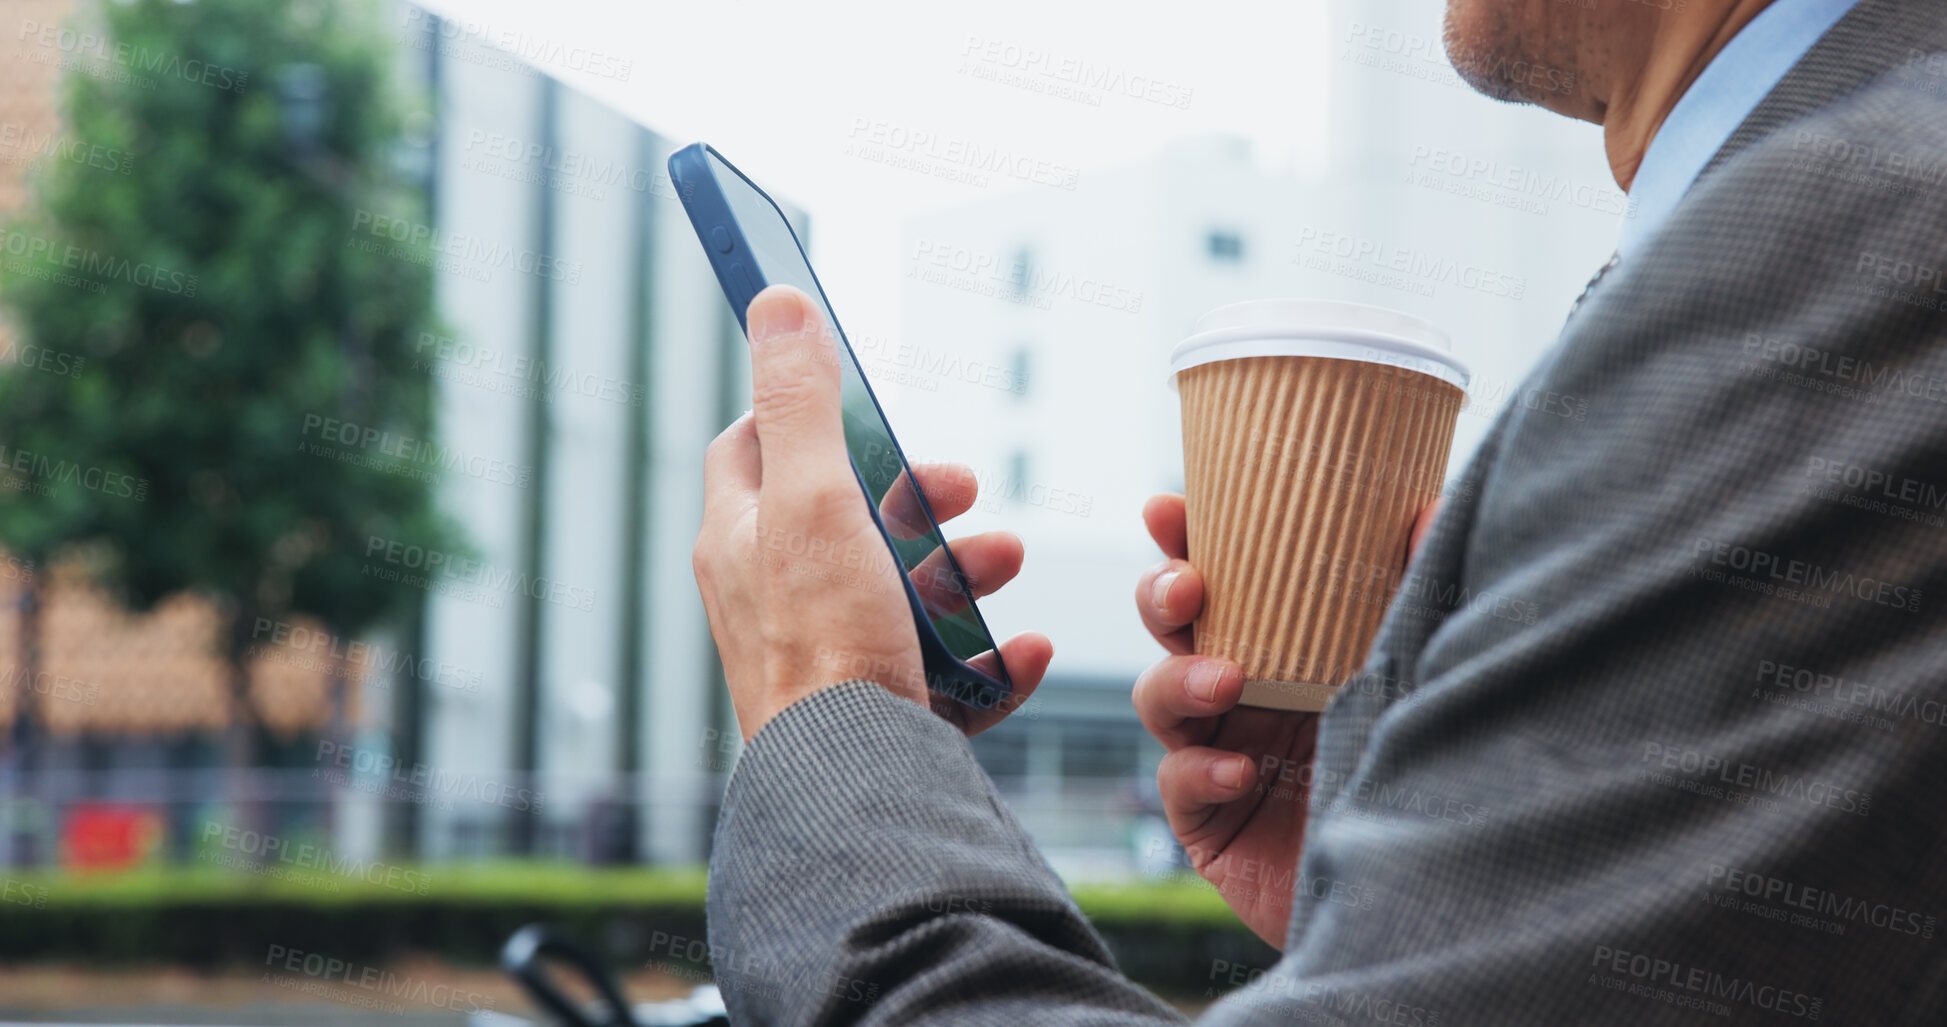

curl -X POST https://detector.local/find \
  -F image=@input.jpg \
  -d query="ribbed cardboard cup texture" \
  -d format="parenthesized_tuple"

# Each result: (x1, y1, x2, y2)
(1171, 300, 1468, 713)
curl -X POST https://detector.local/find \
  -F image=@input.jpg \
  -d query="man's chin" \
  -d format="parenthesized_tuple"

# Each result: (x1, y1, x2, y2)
(1453, 58, 1533, 104)
(1442, 0, 1538, 105)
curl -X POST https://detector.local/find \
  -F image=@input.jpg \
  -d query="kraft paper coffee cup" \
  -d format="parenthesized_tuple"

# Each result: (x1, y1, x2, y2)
(1170, 299, 1469, 712)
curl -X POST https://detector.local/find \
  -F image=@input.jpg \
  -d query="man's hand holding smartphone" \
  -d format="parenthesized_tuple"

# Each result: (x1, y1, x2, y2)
(1131, 495, 1441, 947)
(693, 285, 1054, 742)
(692, 279, 1442, 943)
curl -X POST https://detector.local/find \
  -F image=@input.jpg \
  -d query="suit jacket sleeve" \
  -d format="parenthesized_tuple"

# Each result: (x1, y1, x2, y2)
(705, 680, 1191, 1026)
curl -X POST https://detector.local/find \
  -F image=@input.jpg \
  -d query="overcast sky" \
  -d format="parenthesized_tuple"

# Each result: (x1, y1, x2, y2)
(417, 0, 1332, 340)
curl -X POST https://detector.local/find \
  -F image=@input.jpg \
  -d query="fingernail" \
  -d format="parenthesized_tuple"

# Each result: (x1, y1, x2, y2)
(1213, 756, 1247, 790)
(1187, 660, 1229, 703)
(748, 289, 804, 344)
(1151, 570, 1179, 614)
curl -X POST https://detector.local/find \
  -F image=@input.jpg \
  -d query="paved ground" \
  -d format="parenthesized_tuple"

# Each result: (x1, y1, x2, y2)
(0, 960, 695, 1025)
(0, 962, 1211, 1024)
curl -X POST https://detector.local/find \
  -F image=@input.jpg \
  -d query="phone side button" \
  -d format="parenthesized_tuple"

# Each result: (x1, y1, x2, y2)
(711, 225, 734, 253)
(730, 261, 759, 296)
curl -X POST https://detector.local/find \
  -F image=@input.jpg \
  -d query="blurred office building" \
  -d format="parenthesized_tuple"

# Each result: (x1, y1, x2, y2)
(385, 5, 778, 866)
(0, 0, 366, 867)
(0, 0, 1632, 881)
(889, 0, 1626, 874)
(0, 0, 766, 870)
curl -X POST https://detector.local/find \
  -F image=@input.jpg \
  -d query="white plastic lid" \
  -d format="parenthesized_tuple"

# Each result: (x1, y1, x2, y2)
(1169, 299, 1469, 392)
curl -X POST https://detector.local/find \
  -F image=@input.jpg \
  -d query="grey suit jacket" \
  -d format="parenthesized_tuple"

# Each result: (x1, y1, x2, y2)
(706, 1, 1947, 1022)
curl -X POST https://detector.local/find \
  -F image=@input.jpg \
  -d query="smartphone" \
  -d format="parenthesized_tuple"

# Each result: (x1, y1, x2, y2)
(668, 142, 1012, 711)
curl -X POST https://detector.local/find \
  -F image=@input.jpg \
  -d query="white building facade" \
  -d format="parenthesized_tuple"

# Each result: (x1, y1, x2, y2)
(885, 0, 1631, 874)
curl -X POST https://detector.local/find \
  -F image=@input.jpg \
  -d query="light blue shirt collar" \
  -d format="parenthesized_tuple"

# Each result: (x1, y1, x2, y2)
(1617, 0, 1862, 260)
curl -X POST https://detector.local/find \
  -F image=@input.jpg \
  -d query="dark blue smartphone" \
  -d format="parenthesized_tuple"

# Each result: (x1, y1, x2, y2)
(668, 142, 1011, 711)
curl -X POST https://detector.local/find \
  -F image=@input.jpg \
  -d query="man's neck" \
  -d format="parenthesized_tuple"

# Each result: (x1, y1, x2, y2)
(1597, 0, 1781, 191)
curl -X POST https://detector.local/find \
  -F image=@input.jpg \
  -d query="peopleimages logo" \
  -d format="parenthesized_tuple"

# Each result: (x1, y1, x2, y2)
(363, 535, 597, 613)
(1705, 863, 1935, 939)
(315, 741, 544, 813)
(0, 443, 147, 501)
(1743, 331, 1947, 403)
(199, 822, 431, 894)
(0, 228, 197, 297)
(1, 663, 98, 708)
(1641, 742, 1871, 816)
(1343, 20, 1575, 96)
(264, 945, 494, 1015)
(908, 238, 1143, 312)
(1691, 536, 1922, 612)
(299, 413, 532, 489)
(849, 333, 1029, 396)
(1, 879, 47, 909)
(348, 210, 582, 286)
(0, 121, 133, 175)
(1755, 658, 1947, 728)
(1327, 557, 1541, 626)
(848, 119, 1081, 191)
(1802, 456, 1947, 526)
(1282, 758, 1492, 828)
(957, 36, 1195, 109)
(0, 337, 86, 379)
(1405, 144, 1630, 217)
(1175, 846, 1377, 911)
(1854, 249, 1947, 311)
(1790, 129, 1947, 190)
(401, 8, 633, 82)
(1590, 946, 1821, 1019)
(412, 331, 644, 408)
(1292, 226, 1529, 301)
(249, 617, 484, 695)
(460, 131, 672, 201)
(15, 20, 248, 93)
(1208, 961, 1441, 1026)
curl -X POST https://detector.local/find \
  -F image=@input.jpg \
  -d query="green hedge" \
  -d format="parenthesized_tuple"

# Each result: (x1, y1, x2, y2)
(0, 865, 1275, 997)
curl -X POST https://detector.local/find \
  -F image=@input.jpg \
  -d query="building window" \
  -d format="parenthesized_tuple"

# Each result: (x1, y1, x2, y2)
(1058, 719, 1144, 780)
(1206, 230, 1244, 262)
(1009, 347, 1031, 398)
(970, 729, 1029, 782)
(1006, 246, 1034, 296)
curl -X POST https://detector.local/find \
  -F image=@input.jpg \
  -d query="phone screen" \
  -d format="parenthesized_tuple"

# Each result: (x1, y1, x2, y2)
(703, 152, 1005, 674)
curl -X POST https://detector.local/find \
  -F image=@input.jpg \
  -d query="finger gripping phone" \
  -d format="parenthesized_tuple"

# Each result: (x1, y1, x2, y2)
(668, 142, 1011, 710)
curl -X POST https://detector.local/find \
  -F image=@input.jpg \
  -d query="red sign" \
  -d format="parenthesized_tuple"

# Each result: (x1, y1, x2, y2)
(62, 804, 162, 871)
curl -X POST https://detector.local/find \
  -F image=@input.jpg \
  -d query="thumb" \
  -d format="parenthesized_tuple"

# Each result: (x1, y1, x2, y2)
(744, 285, 851, 497)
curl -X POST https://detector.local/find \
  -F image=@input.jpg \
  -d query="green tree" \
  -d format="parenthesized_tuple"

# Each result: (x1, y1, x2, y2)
(0, 0, 457, 772)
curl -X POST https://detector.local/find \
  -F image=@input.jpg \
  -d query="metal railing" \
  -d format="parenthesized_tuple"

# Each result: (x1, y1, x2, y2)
(0, 767, 1182, 878)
